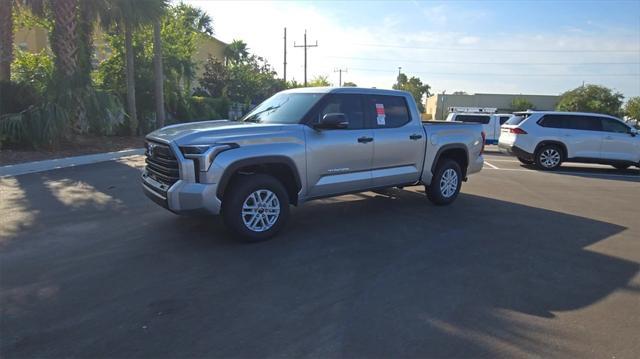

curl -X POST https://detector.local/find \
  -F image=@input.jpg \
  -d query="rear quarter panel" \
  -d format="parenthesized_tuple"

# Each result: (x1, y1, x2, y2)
(421, 122, 484, 183)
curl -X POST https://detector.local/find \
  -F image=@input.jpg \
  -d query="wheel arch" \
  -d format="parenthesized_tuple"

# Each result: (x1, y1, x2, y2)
(217, 156, 302, 205)
(431, 144, 469, 179)
(535, 140, 568, 160)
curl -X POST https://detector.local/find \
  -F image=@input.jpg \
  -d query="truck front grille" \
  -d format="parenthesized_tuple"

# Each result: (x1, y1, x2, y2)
(145, 141, 180, 186)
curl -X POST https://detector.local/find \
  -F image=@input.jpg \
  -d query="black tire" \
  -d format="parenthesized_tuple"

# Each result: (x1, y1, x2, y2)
(612, 164, 630, 170)
(535, 144, 563, 170)
(222, 174, 290, 242)
(427, 159, 462, 206)
(517, 157, 535, 165)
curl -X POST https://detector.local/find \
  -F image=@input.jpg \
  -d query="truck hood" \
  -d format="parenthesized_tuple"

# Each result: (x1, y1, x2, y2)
(146, 120, 292, 146)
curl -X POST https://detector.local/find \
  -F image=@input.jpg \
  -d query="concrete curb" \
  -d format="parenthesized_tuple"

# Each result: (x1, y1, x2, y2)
(0, 148, 145, 177)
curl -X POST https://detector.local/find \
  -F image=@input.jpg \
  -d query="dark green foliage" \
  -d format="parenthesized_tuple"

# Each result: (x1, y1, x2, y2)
(511, 97, 534, 111)
(0, 81, 42, 115)
(393, 73, 431, 113)
(198, 56, 228, 97)
(10, 49, 53, 94)
(97, 3, 199, 125)
(557, 84, 624, 117)
(0, 102, 70, 149)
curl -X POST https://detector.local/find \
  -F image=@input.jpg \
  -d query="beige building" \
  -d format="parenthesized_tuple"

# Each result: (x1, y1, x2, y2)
(425, 93, 560, 121)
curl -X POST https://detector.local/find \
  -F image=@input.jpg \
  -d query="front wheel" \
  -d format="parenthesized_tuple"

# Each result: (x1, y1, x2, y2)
(222, 174, 290, 241)
(427, 159, 462, 205)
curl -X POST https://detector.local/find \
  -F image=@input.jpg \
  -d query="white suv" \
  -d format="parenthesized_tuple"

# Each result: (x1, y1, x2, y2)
(499, 111, 640, 170)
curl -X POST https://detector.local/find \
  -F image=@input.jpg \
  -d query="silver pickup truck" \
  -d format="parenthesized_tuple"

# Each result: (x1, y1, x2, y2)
(142, 87, 484, 240)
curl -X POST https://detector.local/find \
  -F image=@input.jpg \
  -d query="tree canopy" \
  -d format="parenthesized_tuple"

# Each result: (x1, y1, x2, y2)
(392, 73, 431, 113)
(556, 84, 624, 117)
(511, 97, 534, 111)
(625, 97, 640, 122)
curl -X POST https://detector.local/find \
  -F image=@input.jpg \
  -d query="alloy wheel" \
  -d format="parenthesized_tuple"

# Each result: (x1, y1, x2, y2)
(539, 149, 561, 168)
(439, 168, 459, 198)
(241, 189, 280, 232)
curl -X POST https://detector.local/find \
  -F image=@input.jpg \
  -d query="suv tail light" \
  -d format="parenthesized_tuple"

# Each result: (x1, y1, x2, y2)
(480, 131, 486, 154)
(510, 128, 527, 135)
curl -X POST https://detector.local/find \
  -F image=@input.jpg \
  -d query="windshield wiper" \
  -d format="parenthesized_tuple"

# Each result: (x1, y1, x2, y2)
(242, 105, 281, 123)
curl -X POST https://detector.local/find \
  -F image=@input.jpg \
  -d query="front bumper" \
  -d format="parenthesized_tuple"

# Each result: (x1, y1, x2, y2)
(142, 171, 221, 215)
(498, 142, 534, 161)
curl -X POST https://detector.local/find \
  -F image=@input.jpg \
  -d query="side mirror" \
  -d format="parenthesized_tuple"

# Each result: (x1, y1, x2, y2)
(630, 128, 638, 137)
(314, 113, 348, 130)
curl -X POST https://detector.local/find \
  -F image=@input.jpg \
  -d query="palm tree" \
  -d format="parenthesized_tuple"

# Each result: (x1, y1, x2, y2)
(98, 0, 166, 135)
(0, 0, 13, 82)
(152, 18, 165, 128)
(224, 39, 249, 66)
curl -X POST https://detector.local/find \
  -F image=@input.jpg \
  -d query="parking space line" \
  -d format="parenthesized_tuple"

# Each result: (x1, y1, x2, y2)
(483, 158, 520, 163)
(484, 167, 640, 179)
(484, 161, 500, 169)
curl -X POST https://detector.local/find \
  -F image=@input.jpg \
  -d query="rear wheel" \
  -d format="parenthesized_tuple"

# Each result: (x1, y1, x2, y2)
(517, 157, 534, 165)
(535, 145, 563, 170)
(222, 174, 289, 241)
(427, 159, 462, 205)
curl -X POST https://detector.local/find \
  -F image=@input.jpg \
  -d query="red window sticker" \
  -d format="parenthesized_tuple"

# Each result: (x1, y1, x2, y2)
(376, 104, 386, 125)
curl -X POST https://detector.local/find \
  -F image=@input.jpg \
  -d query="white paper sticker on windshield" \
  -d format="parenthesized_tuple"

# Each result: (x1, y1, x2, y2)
(376, 103, 385, 125)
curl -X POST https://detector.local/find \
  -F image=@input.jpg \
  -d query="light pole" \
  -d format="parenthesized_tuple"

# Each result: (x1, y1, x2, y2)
(440, 90, 446, 121)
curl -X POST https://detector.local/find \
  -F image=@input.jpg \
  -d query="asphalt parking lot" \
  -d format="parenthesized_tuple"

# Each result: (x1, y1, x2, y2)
(1, 152, 639, 358)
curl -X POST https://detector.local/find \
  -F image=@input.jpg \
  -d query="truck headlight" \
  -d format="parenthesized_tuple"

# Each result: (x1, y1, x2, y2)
(180, 143, 237, 172)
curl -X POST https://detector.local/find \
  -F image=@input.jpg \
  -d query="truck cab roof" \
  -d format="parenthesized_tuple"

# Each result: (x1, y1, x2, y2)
(280, 86, 413, 97)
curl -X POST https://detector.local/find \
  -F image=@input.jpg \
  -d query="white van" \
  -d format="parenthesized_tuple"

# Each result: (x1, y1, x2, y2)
(446, 112, 512, 144)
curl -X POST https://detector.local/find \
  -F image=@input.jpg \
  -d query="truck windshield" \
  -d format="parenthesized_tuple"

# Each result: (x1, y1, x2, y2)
(241, 93, 324, 124)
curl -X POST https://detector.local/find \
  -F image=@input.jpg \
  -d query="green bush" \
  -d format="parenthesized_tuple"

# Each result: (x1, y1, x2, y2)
(0, 81, 42, 116)
(0, 103, 70, 149)
(189, 96, 228, 120)
(10, 50, 53, 94)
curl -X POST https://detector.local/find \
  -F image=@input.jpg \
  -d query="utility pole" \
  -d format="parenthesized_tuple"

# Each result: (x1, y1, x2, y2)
(283, 27, 287, 83)
(294, 30, 318, 86)
(334, 68, 347, 86)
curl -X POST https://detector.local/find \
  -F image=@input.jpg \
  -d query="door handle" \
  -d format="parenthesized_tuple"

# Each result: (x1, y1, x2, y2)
(357, 136, 373, 143)
(409, 133, 423, 140)
(605, 136, 613, 140)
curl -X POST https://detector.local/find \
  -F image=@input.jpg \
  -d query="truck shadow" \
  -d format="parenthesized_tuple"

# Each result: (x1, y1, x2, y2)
(2, 164, 638, 358)
(519, 163, 640, 182)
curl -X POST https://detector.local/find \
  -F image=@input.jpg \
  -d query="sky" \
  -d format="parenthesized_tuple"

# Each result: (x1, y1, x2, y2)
(185, 0, 640, 98)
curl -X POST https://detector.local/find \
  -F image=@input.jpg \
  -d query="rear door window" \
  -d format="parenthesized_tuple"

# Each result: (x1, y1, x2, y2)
(565, 115, 602, 131)
(539, 115, 601, 131)
(600, 117, 629, 133)
(365, 95, 411, 128)
(455, 115, 491, 124)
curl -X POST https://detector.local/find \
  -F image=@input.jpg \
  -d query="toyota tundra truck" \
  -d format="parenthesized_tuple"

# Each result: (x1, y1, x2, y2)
(142, 87, 485, 240)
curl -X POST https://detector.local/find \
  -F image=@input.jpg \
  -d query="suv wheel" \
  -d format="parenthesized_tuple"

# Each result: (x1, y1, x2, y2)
(517, 157, 534, 165)
(535, 145, 563, 170)
(222, 174, 290, 241)
(427, 159, 462, 205)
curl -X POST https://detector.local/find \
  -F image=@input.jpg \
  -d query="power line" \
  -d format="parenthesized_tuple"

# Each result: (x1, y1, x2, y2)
(347, 67, 640, 77)
(333, 68, 347, 86)
(348, 42, 640, 53)
(321, 55, 640, 66)
(294, 30, 318, 86)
